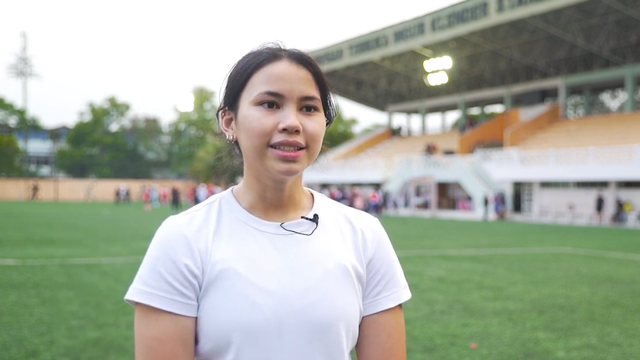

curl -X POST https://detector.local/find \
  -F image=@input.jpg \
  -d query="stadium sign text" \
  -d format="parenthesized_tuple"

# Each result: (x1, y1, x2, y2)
(431, 2, 489, 32)
(497, 0, 548, 12)
(314, 49, 344, 65)
(394, 22, 426, 43)
(313, 0, 556, 67)
(349, 35, 389, 56)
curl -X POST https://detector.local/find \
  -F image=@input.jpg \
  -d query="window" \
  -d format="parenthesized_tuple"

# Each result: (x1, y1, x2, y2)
(575, 182, 608, 188)
(540, 182, 571, 188)
(616, 182, 640, 188)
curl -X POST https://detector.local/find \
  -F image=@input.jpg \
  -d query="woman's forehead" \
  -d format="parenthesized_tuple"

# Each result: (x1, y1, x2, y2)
(243, 61, 320, 96)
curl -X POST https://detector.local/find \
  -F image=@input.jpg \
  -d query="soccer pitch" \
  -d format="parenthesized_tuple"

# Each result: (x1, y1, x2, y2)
(1, 202, 639, 360)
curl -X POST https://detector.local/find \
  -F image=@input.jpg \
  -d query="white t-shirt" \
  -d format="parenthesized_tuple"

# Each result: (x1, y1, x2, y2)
(124, 187, 411, 360)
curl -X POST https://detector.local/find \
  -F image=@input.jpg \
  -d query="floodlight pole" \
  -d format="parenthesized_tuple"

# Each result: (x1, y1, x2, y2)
(8, 32, 37, 169)
(8, 32, 36, 113)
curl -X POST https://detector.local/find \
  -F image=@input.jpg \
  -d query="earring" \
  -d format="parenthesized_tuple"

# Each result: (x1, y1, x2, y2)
(226, 133, 236, 143)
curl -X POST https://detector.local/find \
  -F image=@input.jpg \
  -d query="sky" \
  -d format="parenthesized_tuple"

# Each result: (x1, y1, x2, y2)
(0, 0, 465, 133)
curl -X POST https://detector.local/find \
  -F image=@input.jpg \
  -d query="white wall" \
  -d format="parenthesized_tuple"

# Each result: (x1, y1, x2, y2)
(533, 182, 640, 220)
(479, 145, 640, 182)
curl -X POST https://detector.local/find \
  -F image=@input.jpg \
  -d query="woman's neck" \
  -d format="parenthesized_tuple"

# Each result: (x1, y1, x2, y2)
(232, 174, 313, 223)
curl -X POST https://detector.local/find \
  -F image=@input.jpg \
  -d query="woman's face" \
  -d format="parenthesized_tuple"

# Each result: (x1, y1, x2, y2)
(223, 59, 327, 181)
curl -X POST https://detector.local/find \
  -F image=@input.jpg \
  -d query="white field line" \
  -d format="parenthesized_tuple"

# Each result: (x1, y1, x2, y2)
(1, 247, 639, 266)
(397, 247, 640, 261)
(0, 256, 142, 266)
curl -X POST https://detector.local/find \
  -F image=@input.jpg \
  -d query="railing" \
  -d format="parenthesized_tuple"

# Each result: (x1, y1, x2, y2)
(474, 144, 640, 167)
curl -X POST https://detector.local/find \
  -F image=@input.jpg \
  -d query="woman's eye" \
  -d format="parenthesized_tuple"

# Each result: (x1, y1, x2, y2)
(261, 101, 278, 109)
(302, 105, 319, 113)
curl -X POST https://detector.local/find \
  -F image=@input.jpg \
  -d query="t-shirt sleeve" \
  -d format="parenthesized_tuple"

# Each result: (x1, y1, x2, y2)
(362, 219, 412, 317)
(124, 216, 202, 317)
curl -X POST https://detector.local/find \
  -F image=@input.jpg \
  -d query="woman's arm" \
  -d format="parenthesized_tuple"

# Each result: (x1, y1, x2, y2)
(355, 305, 407, 360)
(134, 303, 197, 360)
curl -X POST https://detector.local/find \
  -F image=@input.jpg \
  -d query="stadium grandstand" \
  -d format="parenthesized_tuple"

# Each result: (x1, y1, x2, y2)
(302, 0, 640, 227)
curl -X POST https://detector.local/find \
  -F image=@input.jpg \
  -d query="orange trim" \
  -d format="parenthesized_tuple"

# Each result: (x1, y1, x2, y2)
(504, 105, 560, 147)
(457, 109, 519, 154)
(332, 128, 392, 161)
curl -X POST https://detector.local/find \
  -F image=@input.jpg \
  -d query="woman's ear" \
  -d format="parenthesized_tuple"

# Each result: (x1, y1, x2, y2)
(219, 108, 236, 136)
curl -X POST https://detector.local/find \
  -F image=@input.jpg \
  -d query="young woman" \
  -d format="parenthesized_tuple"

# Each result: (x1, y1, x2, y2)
(125, 44, 411, 360)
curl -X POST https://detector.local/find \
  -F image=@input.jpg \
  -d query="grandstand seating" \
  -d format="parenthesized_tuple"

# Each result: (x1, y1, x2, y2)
(313, 108, 639, 177)
(330, 127, 391, 161)
(345, 131, 459, 165)
(516, 111, 640, 149)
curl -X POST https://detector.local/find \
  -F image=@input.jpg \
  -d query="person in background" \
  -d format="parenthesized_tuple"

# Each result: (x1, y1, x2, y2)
(483, 195, 490, 221)
(195, 183, 209, 205)
(595, 192, 604, 225)
(31, 182, 39, 201)
(171, 186, 181, 213)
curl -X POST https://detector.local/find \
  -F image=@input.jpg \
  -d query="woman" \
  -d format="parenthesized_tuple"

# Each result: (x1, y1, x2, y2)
(124, 44, 411, 360)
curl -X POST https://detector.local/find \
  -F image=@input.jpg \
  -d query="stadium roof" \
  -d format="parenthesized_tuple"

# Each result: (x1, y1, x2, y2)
(310, 0, 640, 113)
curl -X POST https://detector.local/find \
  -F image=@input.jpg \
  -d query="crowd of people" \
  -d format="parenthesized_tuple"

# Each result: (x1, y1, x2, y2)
(117, 182, 387, 217)
(117, 182, 638, 226)
(114, 183, 227, 213)
(318, 186, 385, 216)
(596, 192, 637, 225)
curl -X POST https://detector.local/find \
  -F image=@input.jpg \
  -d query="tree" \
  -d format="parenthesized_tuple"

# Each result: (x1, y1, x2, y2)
(56, 97, 152, 178)
(0, 97, 42, 165)
(167, 87, 218, 177)
(189, 135, 243, 184)
(122, 116, 168, 171)
(323, 108, 358, 150)
(0, 133, 23, 176)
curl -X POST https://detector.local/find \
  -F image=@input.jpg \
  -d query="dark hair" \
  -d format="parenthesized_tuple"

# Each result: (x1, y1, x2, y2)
(217, 43, 336, 127)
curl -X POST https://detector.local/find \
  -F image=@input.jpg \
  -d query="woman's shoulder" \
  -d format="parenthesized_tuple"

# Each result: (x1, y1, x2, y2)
(175, 189, 228, 218)
(157, 190, 229, 240)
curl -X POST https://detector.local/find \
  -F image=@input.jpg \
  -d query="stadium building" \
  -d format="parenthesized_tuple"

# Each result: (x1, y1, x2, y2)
(303, 0, 640, 226)
(1, 125, 70, 177)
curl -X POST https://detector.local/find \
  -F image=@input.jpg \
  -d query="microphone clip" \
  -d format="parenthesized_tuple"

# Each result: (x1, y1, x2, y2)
(300, 213, 319, 225)
(280, 213, 319, 236)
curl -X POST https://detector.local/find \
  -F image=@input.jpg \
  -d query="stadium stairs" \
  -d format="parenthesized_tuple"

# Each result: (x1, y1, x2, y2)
(457, 109, 518, 154)
(383, 154, 501, 218)
(458, 103, 560, 153)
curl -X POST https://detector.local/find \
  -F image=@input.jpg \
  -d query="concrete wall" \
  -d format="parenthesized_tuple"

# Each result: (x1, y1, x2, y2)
(0, 178, 197, 202)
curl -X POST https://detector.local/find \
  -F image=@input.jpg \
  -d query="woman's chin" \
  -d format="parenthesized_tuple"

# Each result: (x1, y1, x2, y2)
(270, 162, 308, 180)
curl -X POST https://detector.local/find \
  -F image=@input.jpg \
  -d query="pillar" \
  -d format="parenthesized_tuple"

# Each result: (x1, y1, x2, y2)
(441, 112, 446, 133)
(387, 111, 393, 128)
(419, 108, 427, 134)
(607, 181, 616, 220)
(430, 179, 437, 217)
(624, 72, 636, 113)
(532, 182, 541, 218)
(583, 88, 591, 116)
(406, 113, 412, 136)
(458, 100, 467, 130)
(504, 92, 512, 110)
(558, 81, 567, 118)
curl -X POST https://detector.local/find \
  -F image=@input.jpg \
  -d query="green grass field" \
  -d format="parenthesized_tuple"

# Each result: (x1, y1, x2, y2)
(1, 201, 639, 360)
